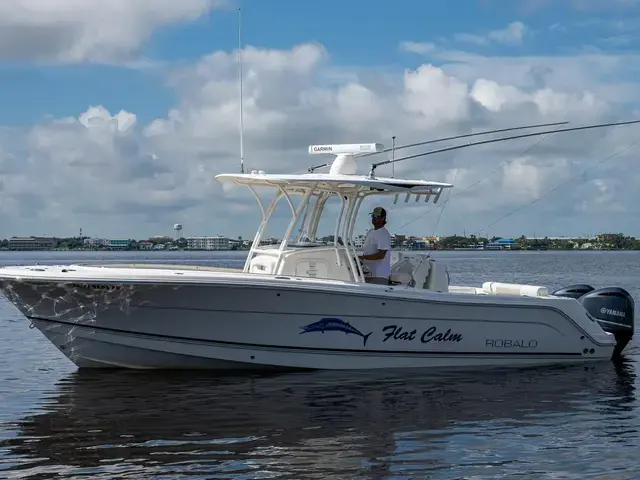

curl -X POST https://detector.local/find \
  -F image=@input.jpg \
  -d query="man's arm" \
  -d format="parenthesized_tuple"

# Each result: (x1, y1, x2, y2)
(360, 250, 386, 261)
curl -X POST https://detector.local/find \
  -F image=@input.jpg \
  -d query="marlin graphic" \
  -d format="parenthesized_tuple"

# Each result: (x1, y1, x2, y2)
(300, 317, 372, 346)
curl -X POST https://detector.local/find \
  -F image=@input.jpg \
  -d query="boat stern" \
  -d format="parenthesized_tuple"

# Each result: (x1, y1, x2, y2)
(553, 284, 635, 358)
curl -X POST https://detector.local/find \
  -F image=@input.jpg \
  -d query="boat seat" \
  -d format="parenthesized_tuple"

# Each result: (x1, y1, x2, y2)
(410, 258, 449, 292)
(389, 257, 415, 285)
(249, 254, 278, 275)
(425, 259, 449, 292)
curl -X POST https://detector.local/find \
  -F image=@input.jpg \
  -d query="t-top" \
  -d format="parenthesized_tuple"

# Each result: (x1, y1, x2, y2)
(362, 226, 392, 279)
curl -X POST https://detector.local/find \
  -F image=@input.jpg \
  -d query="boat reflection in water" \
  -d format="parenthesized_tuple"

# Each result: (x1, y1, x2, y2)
(1, 361, 638, 479)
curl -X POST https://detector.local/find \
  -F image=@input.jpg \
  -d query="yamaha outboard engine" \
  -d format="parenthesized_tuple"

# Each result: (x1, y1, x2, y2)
(553, 285, 635, 358)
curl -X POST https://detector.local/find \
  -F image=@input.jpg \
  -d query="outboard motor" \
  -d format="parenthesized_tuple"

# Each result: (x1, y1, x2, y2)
(579, 287, 635, 358)
(554, 285, 635, 358)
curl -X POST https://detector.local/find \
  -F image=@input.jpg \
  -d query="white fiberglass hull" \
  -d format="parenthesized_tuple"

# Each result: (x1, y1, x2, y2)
(0, 264, 625, 371)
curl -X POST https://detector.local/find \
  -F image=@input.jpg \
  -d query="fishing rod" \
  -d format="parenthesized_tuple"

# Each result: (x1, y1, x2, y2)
(357, 120, 569, 159)
(307, 120, 568, 173)
(368, 119, 640, 178)
(394, 134, 640, 241)
(391, 122, 564, 231)
(471, 136, 640, 236)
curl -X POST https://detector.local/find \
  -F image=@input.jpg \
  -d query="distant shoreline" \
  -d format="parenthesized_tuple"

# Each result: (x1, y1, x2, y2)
(3, 233, 635, 252)
(0, 248, 248, 252)
(0, 247, 637, 253)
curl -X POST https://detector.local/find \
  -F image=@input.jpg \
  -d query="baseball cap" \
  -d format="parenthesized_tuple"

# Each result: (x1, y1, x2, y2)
(370, 206, 387, 217)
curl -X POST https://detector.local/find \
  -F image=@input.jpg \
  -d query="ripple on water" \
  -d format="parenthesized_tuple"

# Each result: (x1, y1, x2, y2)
(0, 251, 640, 478)
(0, 362, 635, 479)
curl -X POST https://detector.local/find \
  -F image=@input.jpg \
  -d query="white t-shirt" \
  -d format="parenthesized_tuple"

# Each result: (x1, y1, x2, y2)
(362, 226, 392, 278)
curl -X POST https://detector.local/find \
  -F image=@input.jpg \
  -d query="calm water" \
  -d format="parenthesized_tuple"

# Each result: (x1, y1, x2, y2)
(0, 250, 639, 479)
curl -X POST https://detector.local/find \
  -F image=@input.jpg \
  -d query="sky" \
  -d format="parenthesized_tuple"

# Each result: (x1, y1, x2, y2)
(2, 0, 640, 240)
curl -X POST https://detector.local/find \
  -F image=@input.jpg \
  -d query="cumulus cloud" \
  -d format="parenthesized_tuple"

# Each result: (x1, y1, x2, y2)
(402, 40, 640, 106)
(0, 0, 225, 64)
(2, 35, 640, 239)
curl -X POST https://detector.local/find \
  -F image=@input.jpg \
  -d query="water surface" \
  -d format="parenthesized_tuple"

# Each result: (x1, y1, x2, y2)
(0, 250, 638, 479)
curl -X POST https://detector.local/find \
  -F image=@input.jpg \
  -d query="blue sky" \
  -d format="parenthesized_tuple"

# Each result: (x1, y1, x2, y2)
(2, 0, 640, 238)
(2, 0, 639, 126)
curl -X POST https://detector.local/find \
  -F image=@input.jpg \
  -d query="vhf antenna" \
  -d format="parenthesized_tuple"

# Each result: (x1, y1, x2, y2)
(238, 7, 245, 174)
(391, 135, 396, 178)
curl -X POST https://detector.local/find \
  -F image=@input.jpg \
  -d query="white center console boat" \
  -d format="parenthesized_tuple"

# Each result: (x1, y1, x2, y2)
(0, 130, 635, 370)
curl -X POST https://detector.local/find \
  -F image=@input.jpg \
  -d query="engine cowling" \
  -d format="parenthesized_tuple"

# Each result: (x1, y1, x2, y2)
(551, 284, 594, 299)
(553, 285, 635, 358)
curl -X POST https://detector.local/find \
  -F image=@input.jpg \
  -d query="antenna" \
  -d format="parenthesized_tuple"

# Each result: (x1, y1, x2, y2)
(358, 121, 570, 158)
(391, 135, 396, 178)
(238, 7, 245, 174)
(368, 119, 640, 177)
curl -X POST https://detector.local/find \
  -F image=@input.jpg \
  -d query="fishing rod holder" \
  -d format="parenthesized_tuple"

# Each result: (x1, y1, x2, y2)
(308, 163, 329, 173)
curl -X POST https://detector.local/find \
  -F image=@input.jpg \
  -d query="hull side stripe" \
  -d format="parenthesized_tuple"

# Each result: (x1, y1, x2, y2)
(27, 316, 586, 357)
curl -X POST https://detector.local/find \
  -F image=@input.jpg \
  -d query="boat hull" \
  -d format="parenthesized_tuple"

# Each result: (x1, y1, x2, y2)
(0, 268, 619, 371)
(28, 316, 611, 370)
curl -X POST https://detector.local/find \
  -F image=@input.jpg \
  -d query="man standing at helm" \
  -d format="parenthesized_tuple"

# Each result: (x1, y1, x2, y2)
(359, 206, 392, 284)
